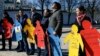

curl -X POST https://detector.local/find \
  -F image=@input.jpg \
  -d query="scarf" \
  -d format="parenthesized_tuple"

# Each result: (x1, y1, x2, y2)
(76, 14, 86, 26)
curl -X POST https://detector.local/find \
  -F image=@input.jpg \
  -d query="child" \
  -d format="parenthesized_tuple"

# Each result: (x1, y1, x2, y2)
(12, 14, 22, 51)
(64, 24, 84, 56)
(2, 18, 13, 50)
(23, 18, 35, 55)
(35, 20, 45, 56)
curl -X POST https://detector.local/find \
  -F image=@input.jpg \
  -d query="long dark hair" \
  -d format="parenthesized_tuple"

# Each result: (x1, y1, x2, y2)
(44, 9, 51, 17)
(78, 5, 86, 14)
(3, 10, 10, 18)
(3, 10, 14, 24)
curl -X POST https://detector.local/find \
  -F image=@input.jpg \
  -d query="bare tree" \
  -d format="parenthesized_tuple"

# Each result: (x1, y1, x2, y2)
(37, 0, 45, 17)
(60, 0, 66, 10)
(65, 0, 88, 25)
(66, 0, 78, 25)
(44, 0, 52, 9)
(86, 0, 96, 20)
(86, 0, 100, 22)
(36, 0, 52, 16)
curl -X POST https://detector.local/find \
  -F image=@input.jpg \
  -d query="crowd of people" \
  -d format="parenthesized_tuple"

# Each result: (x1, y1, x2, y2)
(0, 2, 92, 56)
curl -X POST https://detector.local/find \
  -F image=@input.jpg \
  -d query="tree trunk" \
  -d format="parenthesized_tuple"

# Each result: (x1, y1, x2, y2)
(66, 0, 72, 25)
(67, 4, 71, 25)
(67, 12, 71, 25)
(41, 0, 44, 18)
(91, 9, 95, 23)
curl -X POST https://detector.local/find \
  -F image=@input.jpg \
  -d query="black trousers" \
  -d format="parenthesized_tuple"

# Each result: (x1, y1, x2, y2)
(35, 34, 47, 56)
(17, 32, 30, 53)
(23, 37, 30, 52)
(44, 34, 51, 56)
(37, 47, 47, 56)
(79, 45, 86, 56)
(1, 32, 12, 49)
(30, 43, 35, 53)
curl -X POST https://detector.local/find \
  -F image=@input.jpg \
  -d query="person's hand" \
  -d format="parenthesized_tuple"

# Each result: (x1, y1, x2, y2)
(46, 31, 48, 34)
(11, 33, 12, 37)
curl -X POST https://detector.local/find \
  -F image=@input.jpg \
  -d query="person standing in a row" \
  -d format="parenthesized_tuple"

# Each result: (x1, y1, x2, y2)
(30, 7, 42, 54)
(49, 2, 63, 38)
(48, 2, 63, 56)
(23, 18, 35, 55)
(16, 9, 30, 54)
(1, 11, 13, 50)
(75, 6, 91, 56)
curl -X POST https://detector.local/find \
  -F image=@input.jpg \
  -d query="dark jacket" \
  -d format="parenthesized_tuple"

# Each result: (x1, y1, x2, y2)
(18, 14, 28, 28)
(31, 12, 42, 27)
(4, 16, 14, 25)
(41, 17, 49, 32)
(49, 10, 63, 37)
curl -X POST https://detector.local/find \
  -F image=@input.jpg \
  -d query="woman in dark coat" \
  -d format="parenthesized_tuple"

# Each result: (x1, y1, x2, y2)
(75, 5, 91, 56)
(75, 6, 91, 32)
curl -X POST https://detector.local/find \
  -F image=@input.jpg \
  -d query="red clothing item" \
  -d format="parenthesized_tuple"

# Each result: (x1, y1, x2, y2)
(35, 20, 45, 48)
(2, 18, 13, 39)
(80, 20, 100, 56)
(76, 14, 86, 25)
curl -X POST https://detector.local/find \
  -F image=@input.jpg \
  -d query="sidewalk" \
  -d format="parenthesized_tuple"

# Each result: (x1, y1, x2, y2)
(0, 27, 70, 56)
(0, 26, 100, 56)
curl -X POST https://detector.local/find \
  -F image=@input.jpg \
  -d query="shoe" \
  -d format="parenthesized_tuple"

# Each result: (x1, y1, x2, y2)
(26, 52, 31, 55)
(17, 49, 24, 52)
(0, 48, 6, 51)
(15, 47, 19, 50)
(8, 48, 12, 51)
(28, 51, 35, 55)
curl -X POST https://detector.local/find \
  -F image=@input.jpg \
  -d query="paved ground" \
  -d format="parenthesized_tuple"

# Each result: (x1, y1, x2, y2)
(0, 27, 70, 56)
(0, 26, 100, 56)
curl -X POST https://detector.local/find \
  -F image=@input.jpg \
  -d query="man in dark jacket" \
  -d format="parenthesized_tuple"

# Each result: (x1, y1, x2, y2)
(47, 2, 63, 56)
(49, 2, 63, 37)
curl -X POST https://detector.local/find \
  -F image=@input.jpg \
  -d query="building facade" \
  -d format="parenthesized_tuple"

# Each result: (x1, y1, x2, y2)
(4, 0, 16, 9)
(4, 0, 31, 10)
